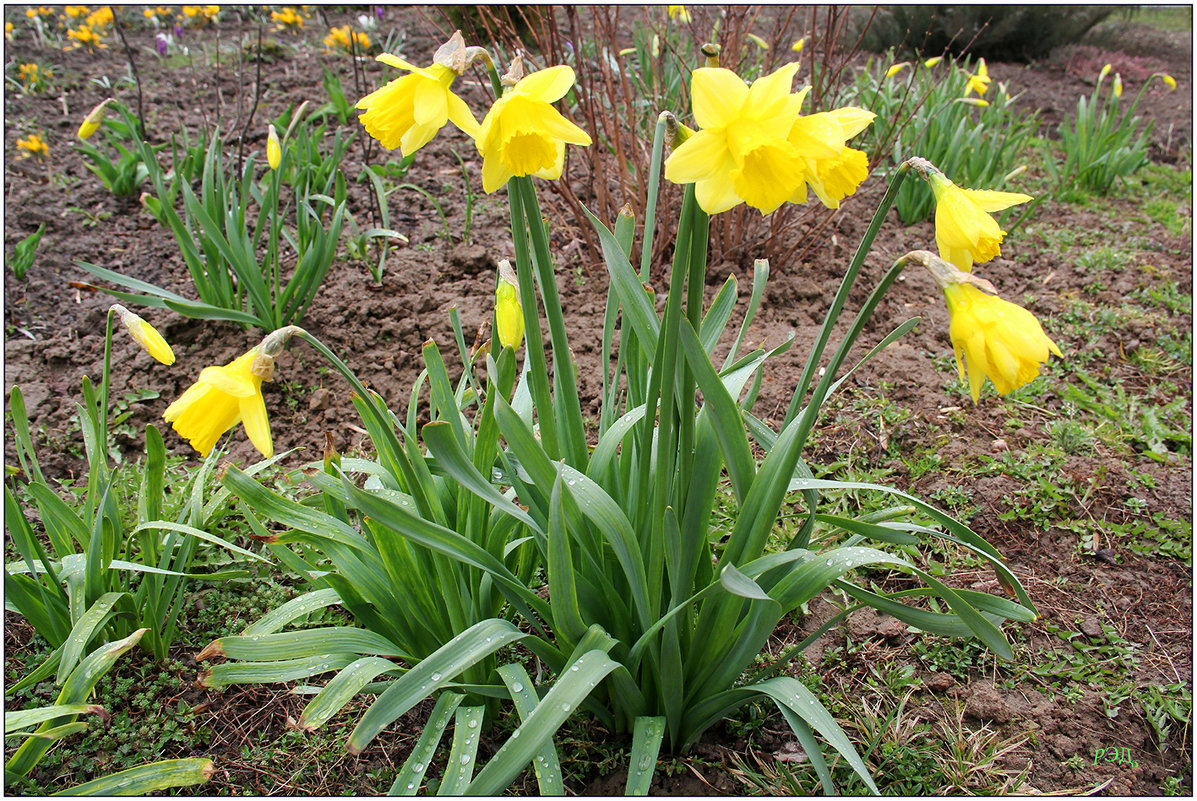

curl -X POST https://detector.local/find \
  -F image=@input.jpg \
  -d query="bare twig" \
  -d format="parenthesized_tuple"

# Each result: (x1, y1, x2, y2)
(110, 8, 147, 140)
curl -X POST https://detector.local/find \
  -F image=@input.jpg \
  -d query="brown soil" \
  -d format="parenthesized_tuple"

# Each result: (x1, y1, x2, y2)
(4, 6, 1192, 797)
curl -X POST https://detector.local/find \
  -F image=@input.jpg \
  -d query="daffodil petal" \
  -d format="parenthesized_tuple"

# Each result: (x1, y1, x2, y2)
(446, 90, 481, 138)
(515, 64, 576, 103)
(743, 62, 800, 117)
(695, 172, 742, 215)
(664, 129, 731, 183)
(691, 67, 749, 129)
(412, 77, 449, 127)
(962, 188, 1033, 213)
(240, 392, 274, 459)
(481, 153, 514, 193)
(377, 53, 430, 77)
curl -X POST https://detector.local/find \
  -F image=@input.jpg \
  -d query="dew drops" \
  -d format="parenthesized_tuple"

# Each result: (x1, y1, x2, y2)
(430, 672, 442, 682)
(569, 665, 579, 672)
(561, 702, 571, 712)
(406, 783, 415, 790)
(638, 755, 652, 771)
(413, 763, 424, 773)
(511, 682, 524, 693)
(460, 755, 471, 765)
(467, 719, 478, 729)
(511, 730, 521, 739)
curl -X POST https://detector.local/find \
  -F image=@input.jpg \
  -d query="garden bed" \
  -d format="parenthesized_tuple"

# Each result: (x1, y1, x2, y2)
(4, 5, 1192, 796)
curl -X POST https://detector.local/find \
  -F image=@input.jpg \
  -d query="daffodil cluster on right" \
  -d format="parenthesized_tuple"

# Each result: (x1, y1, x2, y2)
(664, 62, 875, 215)
(912, 159, 1060, 402)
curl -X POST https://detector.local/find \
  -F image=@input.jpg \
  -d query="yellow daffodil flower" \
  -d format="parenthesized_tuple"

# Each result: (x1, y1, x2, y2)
(356, 54, 479, 157)
(324, 25, 369, 53)
(964, 58, 990, 96)
(78, 98, 112, 140)
(164, 349, 273, 459)
(924, 56, 943, 68)
(667, 5, 691, 23)
(885, 62, 909, 79)
(266, 123, 282, 169)
(928, 172, 1032, 272)
(667, 64, 874, 215)
(1162, 74, 1177, 90)
(787, 100, 875, 210)
(113, 305, 175, 365)
(665, 63, 807, 214)
(791, 37, 806, 54)
(494, 261, 524, 350)
(944, 282, 1062, 402)
(476, 64, 592, 193)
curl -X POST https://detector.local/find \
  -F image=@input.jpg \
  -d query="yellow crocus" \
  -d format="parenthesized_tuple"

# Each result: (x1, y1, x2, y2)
(475, 64, 592, 193)
(78, 98, 112, 140)
(16, 133, 48, 159)
(266, 123, 282, 169)
(964, 58, 990, 97)
(494, 261, 524, 350)
(928, 172, 1031, 272)
(944, 282, 1062, 402)
(667, 5, 691, 23)
(164, 349, 273, 459)
(356, 54, 479, 157)
(113, 305, 174, 365)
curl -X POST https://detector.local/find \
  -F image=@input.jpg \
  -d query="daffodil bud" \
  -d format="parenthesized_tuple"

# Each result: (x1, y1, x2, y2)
(112, 304, 175, 365)
(266, 123, 281, 169)
(651, 34, 660, 59)
(495, 260, 524, 351)
(660, 110, 693, 148)
(78, 98, 112, 140)
(959, 97, 990, 108)
(924, 56, 942, 67)
(791, 37, 806, 53)
(885, 62, 909, 79)
(1161, 74, 1177, 90)
(1098, 63, 1112, 82)
(747, 33, 768, 50)
(701, 42, 720, 68)
(1112, 73, 1123, 98)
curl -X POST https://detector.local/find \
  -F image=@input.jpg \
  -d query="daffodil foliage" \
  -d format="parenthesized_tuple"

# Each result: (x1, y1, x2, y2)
(208, 35, 1042, 797)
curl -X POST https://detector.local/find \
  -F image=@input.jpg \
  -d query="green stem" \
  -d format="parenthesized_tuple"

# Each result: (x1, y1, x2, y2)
(99, 308, 115, 474)
(639, 115, 668, 280)
(784, 161, 910, 426)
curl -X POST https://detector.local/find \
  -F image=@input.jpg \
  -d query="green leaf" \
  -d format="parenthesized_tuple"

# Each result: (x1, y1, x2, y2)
(5, 704, 104, 734)
(466, 650, 618, 795)
(242, 588, 342, 636)
(439, 705, 485, 794)
(199, 654, 357, 688)
(496, 664, 564, 796)
(626, 716, 665, 795)
(298, 656, 403, 731)
(207, 628, 407, 663)
(719, 563, 772, 601)
(347, 619, 526, 755)
(55, 758, 215, 796)
(389, 693, 463, 795)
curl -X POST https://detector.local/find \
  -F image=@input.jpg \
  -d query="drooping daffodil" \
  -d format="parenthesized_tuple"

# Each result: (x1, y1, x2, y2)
(787, 95, 875, 210)
(164, 348, 273, 459)
(355, 30, 482, 157)
(78, 98, 112, 140)
(913, 249, 1061, 403)
(945, 281, 1062, 402)
(113, 304, 175, 365)
(475, 61, 592, 193)
(927, 171, 1032, 272)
